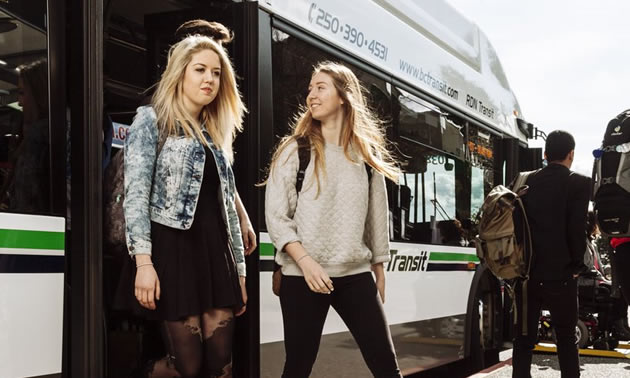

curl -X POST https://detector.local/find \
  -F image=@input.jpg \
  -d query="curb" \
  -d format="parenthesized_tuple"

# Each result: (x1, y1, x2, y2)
(467, 358, 512, 377)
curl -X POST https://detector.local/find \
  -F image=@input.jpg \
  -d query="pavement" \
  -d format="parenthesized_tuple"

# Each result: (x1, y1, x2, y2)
(470, 348, 630, 377)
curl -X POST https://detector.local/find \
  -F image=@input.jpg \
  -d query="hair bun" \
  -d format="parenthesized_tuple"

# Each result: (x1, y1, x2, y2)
(175, 20, 234, 45)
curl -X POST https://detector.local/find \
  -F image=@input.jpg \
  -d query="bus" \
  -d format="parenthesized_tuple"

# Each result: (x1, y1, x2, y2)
(0, 0, 542, 377)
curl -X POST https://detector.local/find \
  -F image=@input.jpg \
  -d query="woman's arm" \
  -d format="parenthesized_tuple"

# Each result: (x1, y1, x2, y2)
(264, 141, 302, 255)
(124, 106, 159, 257)
(235, 191, 257, 255)
(265, 141, 333, 294)
(372, 262, 386, 303)
(226, 169, 246, 277)
(365, 171, 391, 265)
(366, 172, 391, 303)
(284, 242, 334, 294)
(123, 106, 161, 310)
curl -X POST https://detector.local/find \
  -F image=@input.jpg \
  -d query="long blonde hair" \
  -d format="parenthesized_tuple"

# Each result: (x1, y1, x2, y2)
(269, 61, 399, 193)
(152, 35, 246, 161)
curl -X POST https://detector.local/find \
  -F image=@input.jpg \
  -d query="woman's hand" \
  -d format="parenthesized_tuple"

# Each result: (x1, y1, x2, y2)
(134, 256, 160, 310)
(235, 276, 248, 316)
(372, 263, 386, 303)
(241, 220, 257, 256)
(235, 192, 257, 256)
(298, 256, 334, 294)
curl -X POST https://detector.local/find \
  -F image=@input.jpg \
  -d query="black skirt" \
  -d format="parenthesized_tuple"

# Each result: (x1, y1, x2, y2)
(114, 147, 244, 321)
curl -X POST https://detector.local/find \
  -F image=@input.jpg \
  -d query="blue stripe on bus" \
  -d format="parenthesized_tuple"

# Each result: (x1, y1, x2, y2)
(0, 254, 65, 273)
(261, 260, 276, 272)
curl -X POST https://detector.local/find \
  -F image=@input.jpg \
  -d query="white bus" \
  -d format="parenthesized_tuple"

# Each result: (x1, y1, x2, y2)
(0, 0, 541, 376)
(256, 1, 540, 376)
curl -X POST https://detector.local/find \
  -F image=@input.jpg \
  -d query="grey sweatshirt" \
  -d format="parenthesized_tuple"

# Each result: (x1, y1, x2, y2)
(265, 141, 391, 277)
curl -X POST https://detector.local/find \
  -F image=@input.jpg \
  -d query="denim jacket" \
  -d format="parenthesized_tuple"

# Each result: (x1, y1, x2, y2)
(123, 106, 245, 276)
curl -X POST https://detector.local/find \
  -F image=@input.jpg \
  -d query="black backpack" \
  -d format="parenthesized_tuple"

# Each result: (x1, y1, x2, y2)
(593, 109, 630, 236)
(103, 133, 166, 255)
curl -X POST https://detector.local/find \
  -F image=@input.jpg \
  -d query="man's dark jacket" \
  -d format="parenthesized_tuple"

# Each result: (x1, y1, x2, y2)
(521, 163, 591, 281)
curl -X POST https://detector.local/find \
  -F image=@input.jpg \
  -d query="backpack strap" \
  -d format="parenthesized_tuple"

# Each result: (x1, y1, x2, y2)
(295, 136, 311, 194)
(512, 170, 534, 193)
(515, 195, 533, 336)
(275, 136, 311, 279)
(512, 170, 536, 336)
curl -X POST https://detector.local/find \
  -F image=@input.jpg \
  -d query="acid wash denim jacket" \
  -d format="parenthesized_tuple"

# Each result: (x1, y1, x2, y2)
(123, 106, 246, 276)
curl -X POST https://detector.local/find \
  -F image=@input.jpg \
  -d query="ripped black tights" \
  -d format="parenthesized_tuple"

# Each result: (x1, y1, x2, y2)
(145, 308, 234, 378)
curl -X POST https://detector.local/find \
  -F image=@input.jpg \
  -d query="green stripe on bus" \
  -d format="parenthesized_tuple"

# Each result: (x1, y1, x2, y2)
(260, 242, 274, 257)
(0, 229, 65, 250)
(429, 252, 479, 263)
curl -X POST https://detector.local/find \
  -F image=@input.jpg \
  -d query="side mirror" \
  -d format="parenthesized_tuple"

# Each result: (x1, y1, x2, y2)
(517, 117, 533, 139)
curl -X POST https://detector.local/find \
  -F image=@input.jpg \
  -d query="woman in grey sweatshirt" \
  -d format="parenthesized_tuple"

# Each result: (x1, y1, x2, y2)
(265, 61, 402, 378)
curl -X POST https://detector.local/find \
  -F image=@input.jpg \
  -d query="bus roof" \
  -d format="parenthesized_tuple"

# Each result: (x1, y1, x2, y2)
(260, 0, 527, 142)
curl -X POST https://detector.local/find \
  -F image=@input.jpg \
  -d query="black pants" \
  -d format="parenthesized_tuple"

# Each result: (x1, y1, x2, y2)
(612, 295, 629, 321)
(279, 272, 401, 378)
(614, 242, 630, 306)
(512, 279, 580, 378)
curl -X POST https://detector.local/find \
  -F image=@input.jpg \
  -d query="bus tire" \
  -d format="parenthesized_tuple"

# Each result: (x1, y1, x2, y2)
(466, 269, 501, 372)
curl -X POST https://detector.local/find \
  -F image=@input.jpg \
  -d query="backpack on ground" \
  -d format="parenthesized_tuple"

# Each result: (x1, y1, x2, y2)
(475, 172, 534, 281)
(593, 109, 630, 237)
(271, 137, 373, 296)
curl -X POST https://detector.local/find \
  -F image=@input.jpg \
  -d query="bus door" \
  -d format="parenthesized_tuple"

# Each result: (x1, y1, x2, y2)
(520, 146, 543, 171)
(0, 1, 67, 377)
(104, 1, 258, 376)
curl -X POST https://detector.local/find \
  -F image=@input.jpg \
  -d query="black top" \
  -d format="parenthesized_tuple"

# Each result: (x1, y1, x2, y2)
(521, 163, 592, 281)
(115, 146, 243, 320)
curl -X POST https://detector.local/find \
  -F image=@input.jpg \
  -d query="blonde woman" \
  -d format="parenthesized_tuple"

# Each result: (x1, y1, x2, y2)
(265, 61, 402, 377)
(121, 33, 246, 377)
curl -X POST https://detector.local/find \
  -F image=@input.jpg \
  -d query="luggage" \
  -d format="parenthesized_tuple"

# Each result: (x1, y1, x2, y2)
(475, 172, 535, 335)
(593, 109, 630, 236)
(475, 172, 533, 281)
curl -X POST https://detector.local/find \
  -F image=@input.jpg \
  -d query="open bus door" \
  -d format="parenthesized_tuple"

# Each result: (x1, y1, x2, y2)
(463, 136, 542, 372)
(103, 2, 259, 377)
(495, 137, 543, 346)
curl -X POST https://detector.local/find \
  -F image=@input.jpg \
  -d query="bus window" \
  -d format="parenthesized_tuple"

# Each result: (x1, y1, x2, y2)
(467, 124, 497, 212)
(0, 3, 67, 378)
(396, 87, 465, 160)
(269, 27, 392, 188)
(390, 87, 474, 246)
(0, 7, 52, 215)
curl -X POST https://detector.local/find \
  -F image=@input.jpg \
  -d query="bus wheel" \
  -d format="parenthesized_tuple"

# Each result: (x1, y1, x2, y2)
(469, 274, 500, 372)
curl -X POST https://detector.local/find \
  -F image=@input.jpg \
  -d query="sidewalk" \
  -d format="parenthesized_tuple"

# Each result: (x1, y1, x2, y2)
(469, 348, 630, 377)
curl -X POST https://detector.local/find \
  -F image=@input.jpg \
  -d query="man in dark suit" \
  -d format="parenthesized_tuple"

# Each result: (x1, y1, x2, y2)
(512, 130, 591, 378)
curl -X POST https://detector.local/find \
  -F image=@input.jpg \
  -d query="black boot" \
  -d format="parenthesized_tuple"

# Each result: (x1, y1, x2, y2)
(612, 319, 630, 341)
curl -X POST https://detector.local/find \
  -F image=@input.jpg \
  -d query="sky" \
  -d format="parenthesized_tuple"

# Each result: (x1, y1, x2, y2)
(446, 0, 630, 175)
